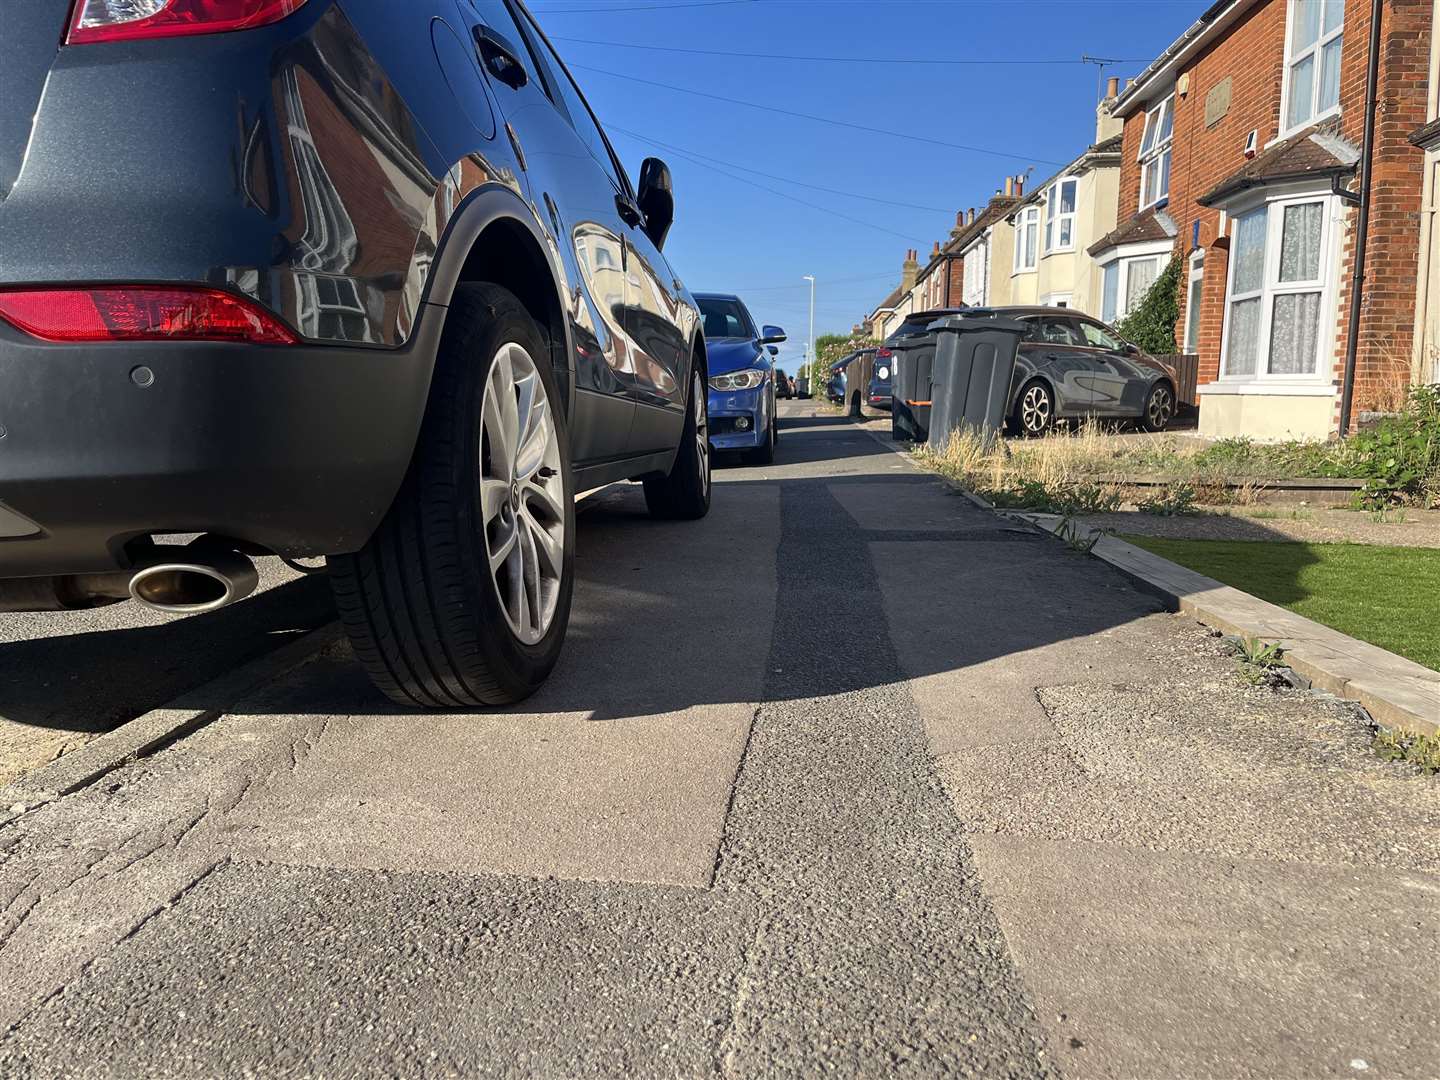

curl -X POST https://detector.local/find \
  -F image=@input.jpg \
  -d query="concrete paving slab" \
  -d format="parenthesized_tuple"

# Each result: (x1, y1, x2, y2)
(829, 479, 980, 532)
(970, 835, 1440, 1080)
(871, 539, 1168, 752)
(217, 483, 782, 888)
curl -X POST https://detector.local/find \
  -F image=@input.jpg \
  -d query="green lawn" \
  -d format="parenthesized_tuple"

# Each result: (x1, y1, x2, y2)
(1118, 537, 1440, 672)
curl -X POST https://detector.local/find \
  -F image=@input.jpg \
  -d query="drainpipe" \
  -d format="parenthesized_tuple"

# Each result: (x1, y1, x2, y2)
(1339, 0, 1385, 436)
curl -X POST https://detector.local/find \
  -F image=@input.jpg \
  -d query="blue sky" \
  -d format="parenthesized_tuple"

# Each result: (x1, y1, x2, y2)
(528, 0, 1199, 369)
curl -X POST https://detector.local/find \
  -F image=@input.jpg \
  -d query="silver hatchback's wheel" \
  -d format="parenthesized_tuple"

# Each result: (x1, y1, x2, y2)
(1142, 382, 1176, 433)
(480, 342, 568, 645)
(1018, 381, 1055, 436)
(643, 367, 712, 520)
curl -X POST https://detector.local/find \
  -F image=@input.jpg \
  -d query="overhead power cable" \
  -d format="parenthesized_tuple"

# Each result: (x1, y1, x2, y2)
(557, 36, 1145, 66)
(609, 127, 920, 241)
(605, 124, 949, 213)
(572, 64, 1063, 166)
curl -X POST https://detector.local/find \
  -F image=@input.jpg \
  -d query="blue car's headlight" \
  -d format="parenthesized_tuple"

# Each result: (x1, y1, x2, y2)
(710, 369, 766, 392)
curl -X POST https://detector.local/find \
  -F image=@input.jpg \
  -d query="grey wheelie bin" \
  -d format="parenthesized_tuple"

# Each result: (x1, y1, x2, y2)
(925, 315, 1027, 450)
(889, 328, 938, 443)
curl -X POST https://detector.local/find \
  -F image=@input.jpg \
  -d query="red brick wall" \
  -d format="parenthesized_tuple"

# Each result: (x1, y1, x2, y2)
(1116, 0, 1428, 426)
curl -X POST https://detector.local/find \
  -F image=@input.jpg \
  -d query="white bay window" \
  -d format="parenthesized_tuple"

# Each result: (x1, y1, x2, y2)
(1012, 206, 1039, 273)
(1099, 243, 1171, 324)
(1221, 194, 1334, 380)
(1284, 0, 1344, 133)
(1043, 178, 1077, 254)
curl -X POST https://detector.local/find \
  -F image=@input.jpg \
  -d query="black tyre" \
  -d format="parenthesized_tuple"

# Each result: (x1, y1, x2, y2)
(1141, 381, 1176, 433)
(746, 412, 776, 465)
(329, 283, 575, 708)
(1015, 379, 1055, 437)
(643, 368, 712, 520)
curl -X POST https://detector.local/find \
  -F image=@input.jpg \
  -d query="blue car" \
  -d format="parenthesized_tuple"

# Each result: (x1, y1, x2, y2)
(696, 293, 786, 464)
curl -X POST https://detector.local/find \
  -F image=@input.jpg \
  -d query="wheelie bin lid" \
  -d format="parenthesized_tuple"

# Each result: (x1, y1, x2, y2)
(925, 313, 1028, 335)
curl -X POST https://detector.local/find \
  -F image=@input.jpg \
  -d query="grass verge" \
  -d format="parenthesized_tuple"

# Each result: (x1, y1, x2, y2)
(1117, 536, 1440, 672)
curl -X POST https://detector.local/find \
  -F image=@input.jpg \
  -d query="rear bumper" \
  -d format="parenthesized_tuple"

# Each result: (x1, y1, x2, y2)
(0, 306, 441, 578)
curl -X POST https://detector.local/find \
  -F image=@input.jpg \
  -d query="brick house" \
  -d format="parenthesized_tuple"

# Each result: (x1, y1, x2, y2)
(1411, 0, 1440, 383)
(1092, 0, 1431, 440)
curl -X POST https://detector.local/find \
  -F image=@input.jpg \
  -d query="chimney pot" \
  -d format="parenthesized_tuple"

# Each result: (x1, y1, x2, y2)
(1016, 178, 1024, 197)
(967, 208, 975, 225)
(1004, 176, 1015, 197)
(1106, 76, 1119, 98)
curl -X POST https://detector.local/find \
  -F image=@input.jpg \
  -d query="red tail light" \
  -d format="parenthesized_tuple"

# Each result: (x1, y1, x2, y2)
(66, 0, 309, 45)
(0, 287, 299, 345)
(876, 348, 892, 359)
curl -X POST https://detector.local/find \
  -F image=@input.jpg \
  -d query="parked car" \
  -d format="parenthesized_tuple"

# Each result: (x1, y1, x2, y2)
(776, 368, 792, 399)
(965, 307, 1179, 435)
(867, 353, 894, 412)
(0, 0, 711, 708)
(841, 348, 879, 418)
(696, 293, 784, 464)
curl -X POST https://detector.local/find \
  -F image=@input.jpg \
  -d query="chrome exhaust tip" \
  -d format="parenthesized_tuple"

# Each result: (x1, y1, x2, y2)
(128, 542, 259, 615)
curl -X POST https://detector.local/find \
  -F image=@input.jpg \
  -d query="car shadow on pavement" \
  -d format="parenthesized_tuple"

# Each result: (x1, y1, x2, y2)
(0, 574, 335, 733)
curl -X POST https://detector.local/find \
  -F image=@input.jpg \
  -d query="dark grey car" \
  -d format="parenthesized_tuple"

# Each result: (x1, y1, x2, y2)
(976, 307, 1179, 435)
(0, 0, 711, 708)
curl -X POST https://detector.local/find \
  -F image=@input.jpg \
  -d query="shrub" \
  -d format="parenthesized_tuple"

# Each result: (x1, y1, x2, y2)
(1347, 384, 1440, 508)
(1117, 253, 1182, 355)
(1137, 484, 1198, 516)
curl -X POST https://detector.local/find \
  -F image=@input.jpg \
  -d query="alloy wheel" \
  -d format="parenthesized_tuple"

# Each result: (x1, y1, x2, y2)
(1021, 384, 1051, 434)
(1147, 385, 1175, 429)
(480, 341, 567, 646)
(694, 373, 710, 496)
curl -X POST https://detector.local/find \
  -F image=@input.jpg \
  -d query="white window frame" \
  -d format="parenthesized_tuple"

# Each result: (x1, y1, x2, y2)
(1218, 186, 1342, 387)
(1040, 291, 1072, 309)
(1183, 249, 1205, 353)
(962, 236, 990, 307)
(1096, 240, 1174, 325)
(1138, 94, 1174, 211)
(1279, 0, 1344, 138)
(1012, 206, 1040, 273)
(1042, 178, 1078, 255)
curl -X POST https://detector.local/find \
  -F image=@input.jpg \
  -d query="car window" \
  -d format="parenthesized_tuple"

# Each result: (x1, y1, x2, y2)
(1077, 320, 1125, 351)
(697, 296, 756, 339)
(466, 1, 552, 98)
(1023, 317, 1082, 346)
(517, 9, 629, 192)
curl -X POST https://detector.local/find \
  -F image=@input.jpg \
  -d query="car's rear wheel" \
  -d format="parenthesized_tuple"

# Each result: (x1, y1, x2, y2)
(330, 283, 574, 708)
(1016, 380, 1055, 437)
(1141, 382, 1176, 432)
(643, 369, 712, 520)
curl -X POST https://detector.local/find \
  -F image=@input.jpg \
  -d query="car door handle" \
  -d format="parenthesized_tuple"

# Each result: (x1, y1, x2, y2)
(473, 24, 529, 90)
(615, 193, 643, 228)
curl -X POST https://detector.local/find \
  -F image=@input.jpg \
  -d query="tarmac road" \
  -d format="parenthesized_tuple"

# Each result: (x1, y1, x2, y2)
(0, 400, 1434, 1078)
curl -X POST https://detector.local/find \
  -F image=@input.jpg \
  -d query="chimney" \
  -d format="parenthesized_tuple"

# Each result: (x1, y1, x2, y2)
(1096, 92, 1122, 142)
(1015, 177, 1025, 197)
(1106, 76, 1119, 99)
(967, 208, 976, 225)
(901, 248, 919, 291)
(932, 240, 941, 257)
(1004, 176, 1015, 198)
(951, 210, 966, 238)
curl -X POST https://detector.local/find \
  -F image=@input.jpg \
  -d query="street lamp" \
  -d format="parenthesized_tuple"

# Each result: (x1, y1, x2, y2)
(802, 275, 815, 373)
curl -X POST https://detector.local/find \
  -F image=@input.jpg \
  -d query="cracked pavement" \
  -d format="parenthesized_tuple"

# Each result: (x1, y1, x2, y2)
(0, 402, 1435, 1078)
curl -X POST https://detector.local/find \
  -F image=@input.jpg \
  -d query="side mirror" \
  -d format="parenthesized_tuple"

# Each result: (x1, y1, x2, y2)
(767, 345, 779, 356)
(760, 325, 787, 344)
(636, 157, 674, 251)
(1123, 341, 1141, 355)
